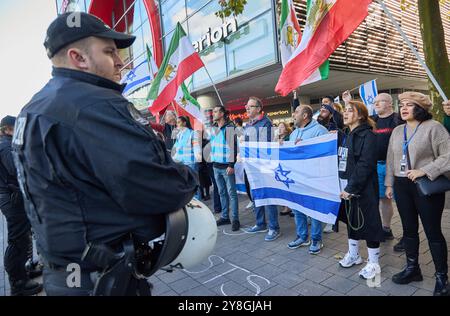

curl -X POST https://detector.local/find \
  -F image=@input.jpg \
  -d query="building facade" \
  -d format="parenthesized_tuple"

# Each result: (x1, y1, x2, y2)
(55, 0, 450, 124)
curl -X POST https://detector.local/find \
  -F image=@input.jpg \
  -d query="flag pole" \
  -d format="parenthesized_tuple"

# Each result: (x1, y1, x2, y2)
(203, 66, 225, 107)
(348, 78, 378, 93)
(376, 0, 448, 102)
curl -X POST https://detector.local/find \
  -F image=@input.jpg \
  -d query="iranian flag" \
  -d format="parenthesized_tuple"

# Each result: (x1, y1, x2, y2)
(280, 0, 329, 86)
(174, 82, 205, 131)
(147, 22, 204, 114)
(276, 0, 372, 96)
(280, 0, 302, 67)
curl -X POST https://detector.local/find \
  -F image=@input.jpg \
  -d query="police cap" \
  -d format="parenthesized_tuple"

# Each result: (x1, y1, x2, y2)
(44, 12, 136, 58)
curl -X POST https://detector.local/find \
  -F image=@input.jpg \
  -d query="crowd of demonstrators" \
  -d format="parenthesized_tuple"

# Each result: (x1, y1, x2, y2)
(287, 105, 329, 254)
(0, 116, 43, 296)
(210, 106, 240, 231)
(385, 92, 450, 296)
(337, 101, 385, 280)
(172, 116, 202, 200)
(243, 97, 281, 241)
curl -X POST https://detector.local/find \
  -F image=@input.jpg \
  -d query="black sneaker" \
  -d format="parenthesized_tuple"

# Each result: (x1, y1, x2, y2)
(216, 217, 231, 226)
(11, 279, 43, 296)
(393, 238, 405, 252)
(383, 228, 395, 241)
(232, 220, 240, 231)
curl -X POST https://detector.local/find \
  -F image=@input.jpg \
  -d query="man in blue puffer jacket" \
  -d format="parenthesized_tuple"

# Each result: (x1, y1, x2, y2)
(243, 97, 281, 241)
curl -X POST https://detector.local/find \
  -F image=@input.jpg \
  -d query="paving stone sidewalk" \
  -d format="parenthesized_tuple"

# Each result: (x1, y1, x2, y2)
(1, 193, 449, 296)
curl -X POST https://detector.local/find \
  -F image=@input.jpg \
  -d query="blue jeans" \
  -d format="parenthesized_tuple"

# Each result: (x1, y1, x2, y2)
(213, 167, 239, 221)
(293, 210, 322, 241)
(186, 163, 201, 199)
(255, 205, 279, 231)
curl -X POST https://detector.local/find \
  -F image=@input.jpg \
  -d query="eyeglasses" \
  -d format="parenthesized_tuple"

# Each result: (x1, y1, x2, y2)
(245, 105, 260, 109)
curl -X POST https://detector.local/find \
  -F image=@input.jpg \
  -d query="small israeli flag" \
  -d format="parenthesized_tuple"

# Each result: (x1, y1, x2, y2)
(359, 79, 378, 116)
(121, 59, 155, 97)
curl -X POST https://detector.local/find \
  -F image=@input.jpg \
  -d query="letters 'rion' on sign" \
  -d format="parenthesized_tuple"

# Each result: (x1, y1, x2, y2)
(192, 18, 238, 52)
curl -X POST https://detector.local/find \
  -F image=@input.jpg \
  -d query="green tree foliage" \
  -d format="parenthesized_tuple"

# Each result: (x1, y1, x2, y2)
(215, 0, 248, 19)
(400, 0, 450, 121)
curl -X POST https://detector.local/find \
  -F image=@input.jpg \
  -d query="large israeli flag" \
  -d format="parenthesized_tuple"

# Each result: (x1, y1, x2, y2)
(359, 79, 378, 116)
(241, 134, 341, 224)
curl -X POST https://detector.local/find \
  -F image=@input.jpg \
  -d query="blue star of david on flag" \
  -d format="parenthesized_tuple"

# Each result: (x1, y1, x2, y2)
(126, 69, 137, 82)
(274, 163, 295, 188)
(359, 79, 378, 116)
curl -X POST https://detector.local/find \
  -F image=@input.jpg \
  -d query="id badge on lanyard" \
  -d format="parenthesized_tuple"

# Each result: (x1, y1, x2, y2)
(338, 146, 348, 172)
(399, 154, 407, 176)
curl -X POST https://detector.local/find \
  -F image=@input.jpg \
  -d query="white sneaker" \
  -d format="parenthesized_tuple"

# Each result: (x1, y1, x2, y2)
(245, 201, 254, 209)
(358, 262, 381, 280)
(323, 224, 334, 233)
(339, 252, 363, 268)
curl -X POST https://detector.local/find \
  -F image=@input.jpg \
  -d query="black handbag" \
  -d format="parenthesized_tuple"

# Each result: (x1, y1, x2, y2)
(406, 147, 450, 196)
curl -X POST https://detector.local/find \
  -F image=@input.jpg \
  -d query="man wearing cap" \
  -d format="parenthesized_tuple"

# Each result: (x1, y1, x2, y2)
(317, 96, 344, 131)
(0, 116, 43, 296)
(12, 12, 198, 295)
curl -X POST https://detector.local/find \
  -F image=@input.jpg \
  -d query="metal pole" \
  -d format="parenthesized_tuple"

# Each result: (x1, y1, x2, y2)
(376, 0, 448, 102)
(203, 67, 225, 107)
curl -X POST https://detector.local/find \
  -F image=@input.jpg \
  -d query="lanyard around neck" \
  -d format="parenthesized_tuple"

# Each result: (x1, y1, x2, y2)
(403, 123, 421, 155)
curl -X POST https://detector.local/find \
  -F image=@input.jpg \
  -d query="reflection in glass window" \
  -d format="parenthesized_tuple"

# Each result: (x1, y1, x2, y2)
(185, 0, 209, 16)
(234, 0, 271, 25)
(141, 20, 153, 50)
(193, 41, 226, 89)
(161, 0, 186, 35)
(186, 0, 222, 43)
(226, 11, 276, 76)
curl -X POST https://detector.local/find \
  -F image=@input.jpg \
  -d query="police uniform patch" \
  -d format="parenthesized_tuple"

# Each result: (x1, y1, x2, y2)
(127, 103, 150, 126)
(12, 117, 27, 147)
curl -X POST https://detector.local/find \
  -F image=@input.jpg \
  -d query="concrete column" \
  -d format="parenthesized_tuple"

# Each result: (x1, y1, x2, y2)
(298, 95, 311, 105)
(197, 93, 220, 109)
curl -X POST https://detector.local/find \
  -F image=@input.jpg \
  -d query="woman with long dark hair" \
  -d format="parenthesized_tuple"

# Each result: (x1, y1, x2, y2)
(385, 92, 450, 296)
(337, 101, 385, 280)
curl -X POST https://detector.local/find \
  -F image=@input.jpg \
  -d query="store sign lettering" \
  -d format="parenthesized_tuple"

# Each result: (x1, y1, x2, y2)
(193, 18, 238, 52)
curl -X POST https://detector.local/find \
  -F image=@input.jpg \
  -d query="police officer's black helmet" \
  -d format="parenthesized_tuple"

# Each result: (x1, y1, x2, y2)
(144, 199, 217, 276)
(44, 12, 136, 58)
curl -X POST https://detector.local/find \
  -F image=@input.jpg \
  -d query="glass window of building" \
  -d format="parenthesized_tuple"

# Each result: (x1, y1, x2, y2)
(161, 0, 187, 35)
(226, 10, 277, 76)
(185, 0, 209, 15)
(234, 0, 271, 25)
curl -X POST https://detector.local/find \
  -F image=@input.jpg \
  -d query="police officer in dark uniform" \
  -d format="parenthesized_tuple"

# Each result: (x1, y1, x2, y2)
(12, 12, 198, 296)
(0, 116, 43, 296)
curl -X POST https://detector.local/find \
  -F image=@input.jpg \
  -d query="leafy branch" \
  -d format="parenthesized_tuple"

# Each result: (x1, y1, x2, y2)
(215, 0, 248, 19)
